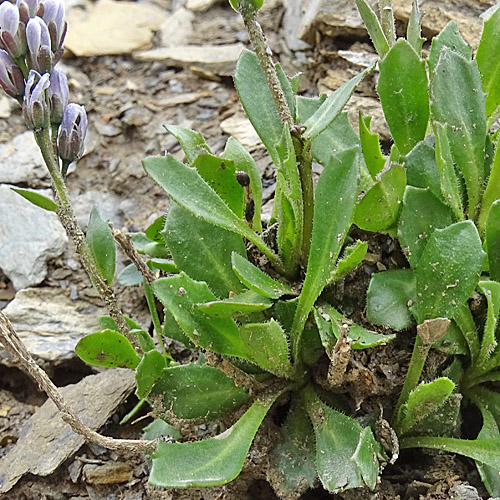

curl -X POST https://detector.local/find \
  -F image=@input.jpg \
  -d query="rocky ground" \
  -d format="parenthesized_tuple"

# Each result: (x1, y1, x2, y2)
(0, 0, 498, 499)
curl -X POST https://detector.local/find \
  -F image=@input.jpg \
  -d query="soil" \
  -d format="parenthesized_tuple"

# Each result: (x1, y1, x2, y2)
(0, 1, 493, 499)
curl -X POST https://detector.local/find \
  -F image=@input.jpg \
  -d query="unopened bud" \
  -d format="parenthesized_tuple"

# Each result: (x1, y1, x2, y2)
(0, 2, 26, 59)
(0, 49, 24, 101)
(22, 69, 50, 129)
(57, 103, 87, 164)
(26, 17, 53, 73)
(42, 0, 66, 53)
(48, 68, 68, 125)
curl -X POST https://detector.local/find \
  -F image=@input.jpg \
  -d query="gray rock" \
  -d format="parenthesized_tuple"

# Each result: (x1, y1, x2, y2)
(0, 185, 67, 290)
(70, 189, 124, 231)
(0, 132, 49, 187)
(0, 369, 136, 494)
(449, 484, 480, 500)
(283, 0, 310, 51)
(160, 7, 195, 47)
(1, 287, 105, 363)
(220, 112, 262, 151)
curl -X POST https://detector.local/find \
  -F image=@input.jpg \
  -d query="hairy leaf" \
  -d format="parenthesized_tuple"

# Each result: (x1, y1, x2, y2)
(164, 123, 211, 164)
(136, 350, 167, 399)
(487, 201, 500, 283)
(355, 0, 389, 57)
(11, 188, 58, 212)
(197, 290, 272, 318)
(359, 112, 385, 179)
(427, 21, 471, 73)
(333, 240, 368, 281)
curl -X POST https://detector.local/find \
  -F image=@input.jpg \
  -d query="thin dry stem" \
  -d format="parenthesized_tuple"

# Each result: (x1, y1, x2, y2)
(0, 311, 156, 452)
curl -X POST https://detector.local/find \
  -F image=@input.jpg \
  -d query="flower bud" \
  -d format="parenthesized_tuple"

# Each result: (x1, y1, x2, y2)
(16, 0, 41, 22)
(26, 17, 53, 73)
(0, 1, 26, 59)
(58, 103, 87, 164)
(48, 68, 68, 125)
(22, 69, 50, 130)
(41, 0, 66, 54)
(0, 49, 24, 101)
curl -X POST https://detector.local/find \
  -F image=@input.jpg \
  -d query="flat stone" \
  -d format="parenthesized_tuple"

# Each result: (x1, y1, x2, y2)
(185, 0, 218, 12)
(160, 7, 195, 47)
(0, 132, 49, 187)
(0, 185, 67, 290)
(0, 369, 136, 494)
(82, 461, 133, 484)
(220, 112, 262, 151)
(1, 287, 105, 363)
(65, 1, 165, 56)
(134, 44, 245, 76)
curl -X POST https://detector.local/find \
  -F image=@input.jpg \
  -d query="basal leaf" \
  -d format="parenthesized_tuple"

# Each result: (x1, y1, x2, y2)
(377, 39, 429, 155)
(149, 396, 278, 488)
(430, 48, 487, 219)
(163, 203, 246, 298)
(366, 269, 416, 330)
(151, 364, 249, 420)
(479, 141, 500, 235)
(151, 273, 249, 359)
(197, 290, 272, 318)
(477, 281, 500, 368)
(354, 164, 406, 232)
(359, 111, 386, 179)
(333, 240, 368, 281)
(427, 21, 471, 74)
(240, 319, 293, 378)
(11, 188, 58, 212)
(231, 252, 294, 299)
(487, 201, 500, 283)
(75, 330, 140, 369)
(354, 0, 390, 57)
(293, 147, 359, 336)
(398, 186, 454, 267)
(163, 307, 193, 348)
(164, 123, 211, 164)
(414, 221, 486, 323)
(86, 206, 116, 284)
(136, 350, 167, 399)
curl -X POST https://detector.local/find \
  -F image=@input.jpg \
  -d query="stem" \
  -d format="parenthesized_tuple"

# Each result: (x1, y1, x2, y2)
(143, 281, 167, 356)
(378, 0, 396, 46)
(241, 10, 293, 128)
(393, 334, 431, 429)
(33, 128, 138, 350)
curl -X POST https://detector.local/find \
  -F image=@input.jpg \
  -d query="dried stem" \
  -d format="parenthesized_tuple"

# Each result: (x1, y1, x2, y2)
(0, 311, 156, 452)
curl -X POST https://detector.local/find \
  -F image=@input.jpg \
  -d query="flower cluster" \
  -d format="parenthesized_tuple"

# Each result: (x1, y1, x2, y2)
(0, 0, 87, 170)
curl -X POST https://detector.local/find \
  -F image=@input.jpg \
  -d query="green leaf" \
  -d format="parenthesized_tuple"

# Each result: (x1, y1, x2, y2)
(302, 386, 381, 493)
(11, 188, 58, 212)
(163, 307, 193, 347)
(377, 39, 429, 155)
(479, 141, 500, 235)
(477, 280, 500, 370)
(359, 111, 386, 179)
(354, 0, 389, 57)
(143, 418, 181, 442)
(197, 290, 272, 318)
(413, 221, 486, 323)
(131, 328, 156, 352)
(117, 263, 143, 286)
(75, 330, 140, 369)
(145, 215, 167, 242)
(152, 273, 249, 359)
(142, 155, 278, 269)
(228, 0, 263, 13)
(406, 0, 425, 55)
(86, 206, 116, 284)
(136, 350, 167, 399)
(163, 203, 246, 298)
(164, 123, 211, 164)
(193, 153, 244, 218)
(430, 48, 487, 219)
(487, 201, 500, 283)
(149, 395, 278, 488)
(433, 320, 469, 356)
(240, 319, 292, 378)
(130, 233, 170, 259)
(397, 377, 455, 435)
(293, 147, 359, 336)
(98, 315, 118, 331)
(333, 240, 368, 281)
(267, 401, 317, 498)
(476, 3, 500, 119)
(223, 137, 263, 232)
(427, 21, 472, 73)
(398, 186, 454, 267)
(231, 252, 294, 299)
(275, 63, 295, 120)
(303, 67, 372, 140)
(147, 258, 178, 273)
(366, 269, 416, 330)
(151, 364, 249, 420)
(354, 164, 406, 232)
(234, 49, 282, 164)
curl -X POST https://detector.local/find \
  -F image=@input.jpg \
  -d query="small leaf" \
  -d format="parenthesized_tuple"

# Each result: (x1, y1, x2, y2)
(98, 315, 118, 331)
(147, 259, 178, 273)
(413, 221, 486, 323)
(359, 111, 386, 179)
(86, 206, 116, 284)
(487, 201, 500, 283)
(130, 233, 170, 259)
(151, 364, 249, 420)
(136, 350, 167, 399)
(377, 39, 429, 155)
(240, 319, 293, 378)
(164, 123, 211, 164)
(149, 396, 278, 488)
(131, 328, 156, 352)
(267, 401, 317, 498)
(163, 203, 246, 298)
(355, 0, 390, 57)
(476, 3, 500, 119)
(75, 330, 140, 369)
(354, 164, 406, 232)
(117, 263, 143, 286)
(152, 273, 249, 359)
(231, 252, 294, 299)
(333, 240, 368, 281)
(197, 290, 272, 318)
(427, 21, 471, 73)
(433, 320, 469, 356)
(366, 269, 416, 330)
(143, 419, 181, 442)
(398, 186, 454, 267)
(163, 307, 193, 348)
(477, 280, 500, 370)
(145, 215, 167, 242)
(406, 0, 425, 55)
(479, 141, 500, 235)
(303, 67, 372, 140)
(11, 188, 58, 212)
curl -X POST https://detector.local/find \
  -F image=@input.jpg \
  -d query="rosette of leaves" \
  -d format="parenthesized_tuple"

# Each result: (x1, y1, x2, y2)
(357, 0, 500, 494)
